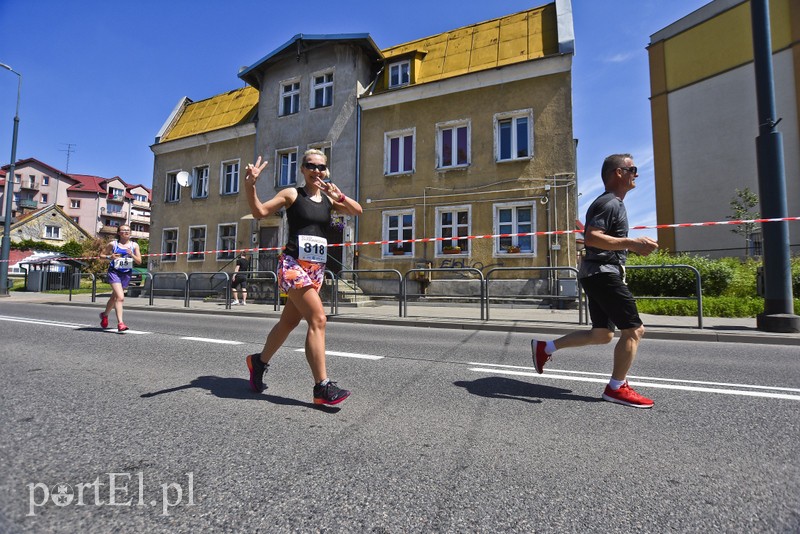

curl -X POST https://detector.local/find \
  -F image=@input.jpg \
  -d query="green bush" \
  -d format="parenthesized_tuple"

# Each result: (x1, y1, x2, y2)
(636, 296, 799, 318)
(626, 250, 734, 297)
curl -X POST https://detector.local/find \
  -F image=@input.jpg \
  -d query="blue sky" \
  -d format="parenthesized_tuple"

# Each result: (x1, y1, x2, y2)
(0, 0, 712, 240)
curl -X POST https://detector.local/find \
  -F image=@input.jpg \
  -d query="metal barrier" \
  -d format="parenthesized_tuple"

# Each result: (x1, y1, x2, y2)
(627, 264, 704, 329)
(403, 268, 486, 320)
(186, 272, 231, 308)
(70, 272, 96, 303)
(335, 269, 403, 316)
(323, 270, 337, 316)
(236, 270, 280, 311)
(485, 267, 586, 324)
(149, 272, 189, 306)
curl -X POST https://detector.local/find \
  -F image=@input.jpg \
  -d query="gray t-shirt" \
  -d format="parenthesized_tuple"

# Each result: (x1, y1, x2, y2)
(578, 191, 628, 279)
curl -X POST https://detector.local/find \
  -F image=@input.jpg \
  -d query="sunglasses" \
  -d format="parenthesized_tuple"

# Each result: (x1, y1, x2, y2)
(303, 162, 327, 172)
(619, 166, 638, 174)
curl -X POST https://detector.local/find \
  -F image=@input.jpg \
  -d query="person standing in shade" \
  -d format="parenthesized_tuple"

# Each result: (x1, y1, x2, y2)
(243, 149, 363, 406)
(531, 154, 659, 408)
(99, 224, 142, 333)
(231, 251, 250, 306)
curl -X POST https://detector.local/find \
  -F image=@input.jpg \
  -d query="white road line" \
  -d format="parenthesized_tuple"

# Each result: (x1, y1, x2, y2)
(0, 315, 88, 329)
(468, 367, 800, 401)
(293, 348, 383, 360)
(469, 362, 800, 393)
(181, 336, 243, 345)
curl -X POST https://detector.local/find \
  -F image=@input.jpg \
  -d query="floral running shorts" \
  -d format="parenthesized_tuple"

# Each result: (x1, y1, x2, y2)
(277, 254, 325, 293)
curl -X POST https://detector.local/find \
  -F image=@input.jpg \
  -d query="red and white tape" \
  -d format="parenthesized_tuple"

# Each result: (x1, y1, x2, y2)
(4, 216, 799, 263)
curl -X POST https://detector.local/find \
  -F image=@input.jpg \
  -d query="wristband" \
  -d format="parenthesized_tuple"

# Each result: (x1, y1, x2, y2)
(338, 193, 346, 203)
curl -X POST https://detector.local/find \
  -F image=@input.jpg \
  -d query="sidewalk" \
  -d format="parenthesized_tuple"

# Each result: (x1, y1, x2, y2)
(5, 290, 799, 345)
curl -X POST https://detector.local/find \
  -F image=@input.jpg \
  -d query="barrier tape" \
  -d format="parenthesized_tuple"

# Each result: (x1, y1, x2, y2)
(3, 216, 799, 263)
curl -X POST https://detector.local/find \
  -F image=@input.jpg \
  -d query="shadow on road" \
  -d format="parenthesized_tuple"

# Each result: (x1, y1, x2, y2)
(139, 375, 341, 412)
(454, 376, 601, 404)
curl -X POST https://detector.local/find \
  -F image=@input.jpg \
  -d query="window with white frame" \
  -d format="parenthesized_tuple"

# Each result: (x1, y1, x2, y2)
(383, 210, 414, 256)
(70, 199, 81, 209)
(389, 61, 410, 88)
(104, 219, 120, 228)
(162, 228, 178, 262)
(385, 128, 415, 175)
(495, 202, 535, 254)
(166, 172, 180, 203)
(106, 203, 122, 214)
(134, 193, 148, 202)
(44, 225, 61, 239)
(277, 149, 298, 187)
(40, 194, 48, 203)
(188, 226, 206, 261)
(131, 223, 146, 233)
(193, 165, 209, 199)
(280, 79, 300, 116)
(311, 71, 333, 109)
(495, 109, 533, 162)
(217, 223, 237, 260)
(436, 206, 470, 254)
(437, 120, 470, 169)
(13, 174, 20, 183)
(221, 160, 239, 195)
(42, 175, 50, 186)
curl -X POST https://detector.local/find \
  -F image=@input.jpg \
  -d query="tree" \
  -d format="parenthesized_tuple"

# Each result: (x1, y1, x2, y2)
(727, 187, 760, 257)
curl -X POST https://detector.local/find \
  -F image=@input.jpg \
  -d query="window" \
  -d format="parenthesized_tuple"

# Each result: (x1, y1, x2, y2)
(42, 176, 50, 186)
(40, 194, 48, 203)
(277, 149, 298, 187)
(217, 224, 237, 260)
(162, 229, 178, 262)
(193, 165, 209, 199)
(104, 219, 120, 228)
(311, 71, 333, 109)
(107, 203, 122, 214)
(44, 225, 61, 239)
(437, 120, 470, 169)
(13, 173, 20, 183)
(385, 129, 415, 175)
(108, 187, 124, 200)
(166, 172, 180, 203)
(495, 202, 535, 254)
(188, 226, 206, 261)
(70, 199, 81, 209)
(436, 206, 470, 255)
(71, 217, 79, 224)
(495, 110, 533, 162)
(389, 61, 410, 88)
(383, 210, 414, 256)
(131, 223, 146, 233)
(134, 193, 148, 202)
(221, 160, 239, 195)
(280, 79, 300, 116)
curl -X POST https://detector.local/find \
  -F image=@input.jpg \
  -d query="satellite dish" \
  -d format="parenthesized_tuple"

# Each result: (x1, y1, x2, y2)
(176, 171, 192, 187)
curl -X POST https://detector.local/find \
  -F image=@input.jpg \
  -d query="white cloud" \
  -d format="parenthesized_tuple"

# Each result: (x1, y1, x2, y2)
(604, 51, 637, 63)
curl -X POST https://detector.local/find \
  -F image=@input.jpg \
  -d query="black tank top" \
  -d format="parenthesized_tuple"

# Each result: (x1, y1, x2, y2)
(284, 187, 332, 259)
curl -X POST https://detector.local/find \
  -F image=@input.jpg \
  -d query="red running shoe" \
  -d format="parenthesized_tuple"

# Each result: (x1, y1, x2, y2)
(313, 381, 350, 406)
(117, 322, 129, 332)
(531, 340, 551, 374)
(602, 382, 654, 409)
(99, 312, 109, 329)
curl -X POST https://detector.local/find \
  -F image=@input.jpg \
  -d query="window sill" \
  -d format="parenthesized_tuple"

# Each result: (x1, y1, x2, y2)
(496, 156, 533, 164)
(436, 164, 470, 172)
(384, 171, 414, 178)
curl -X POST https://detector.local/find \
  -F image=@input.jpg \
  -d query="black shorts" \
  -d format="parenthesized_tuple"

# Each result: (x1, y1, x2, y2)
(231, 274, 247, 289)
(579, 271, 642, 331)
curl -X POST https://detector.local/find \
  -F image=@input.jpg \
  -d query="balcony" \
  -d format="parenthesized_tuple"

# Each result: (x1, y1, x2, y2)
(107, 193, 125, 202)
(132, 199, 150, 209)
(130, 214, 150, 224)
(17, 198, 38, 209)
(104, 211, 127, 219)
(100, 225, 119, 234)
(131, 230, 149, 239)
(20, 182, 39, 191)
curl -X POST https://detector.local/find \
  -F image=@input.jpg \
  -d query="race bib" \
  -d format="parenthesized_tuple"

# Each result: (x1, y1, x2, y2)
(298, 235, 327, 263)
(113, 257, 133, 270)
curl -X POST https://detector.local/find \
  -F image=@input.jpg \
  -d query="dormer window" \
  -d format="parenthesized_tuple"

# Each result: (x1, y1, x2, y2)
(389, 61, 410, 88)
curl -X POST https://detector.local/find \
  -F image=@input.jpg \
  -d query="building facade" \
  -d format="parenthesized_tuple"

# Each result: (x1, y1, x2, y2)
(649, 0, 799, 257)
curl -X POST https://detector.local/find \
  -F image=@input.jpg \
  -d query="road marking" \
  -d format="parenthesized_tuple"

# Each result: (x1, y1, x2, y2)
(181, 336, 243, 345)
(468, 363, 800, 401)
(0, 315, 88, 329)
(294, 348, 383, 360)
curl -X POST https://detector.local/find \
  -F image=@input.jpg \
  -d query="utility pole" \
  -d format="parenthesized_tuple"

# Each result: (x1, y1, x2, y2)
(750, 0, 799, 332)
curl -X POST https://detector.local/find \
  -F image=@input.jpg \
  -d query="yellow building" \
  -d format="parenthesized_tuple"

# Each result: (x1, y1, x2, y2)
(357, 0, 577, 284)
(649, 0, 800, 257)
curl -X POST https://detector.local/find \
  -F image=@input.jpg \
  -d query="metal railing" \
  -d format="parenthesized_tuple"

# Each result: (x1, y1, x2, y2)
(485, 267, 585, 324)
(335, 269, 403, 316)
(149, 272, 189, 306)
(186, 272, 231, 308)
(626, 264, 704, 328)
(403, 267, 486, 320)
(231, 270, 280, 311)
(69, 272, 96, 302)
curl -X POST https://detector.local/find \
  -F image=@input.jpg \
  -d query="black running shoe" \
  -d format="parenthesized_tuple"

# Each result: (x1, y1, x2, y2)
(246, 353, 268, 393)
(313, 381, 351, 406)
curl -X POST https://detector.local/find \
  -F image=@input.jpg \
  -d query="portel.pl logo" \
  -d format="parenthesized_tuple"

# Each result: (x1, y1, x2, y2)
(27, 472, 195, 516)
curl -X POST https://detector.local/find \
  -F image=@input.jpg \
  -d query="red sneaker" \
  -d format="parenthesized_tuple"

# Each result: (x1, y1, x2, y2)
(602, 382, 654, 409)
(99, 313, 109, 329)
(531, 340, 551, 374)
(117, 322, 129, 332)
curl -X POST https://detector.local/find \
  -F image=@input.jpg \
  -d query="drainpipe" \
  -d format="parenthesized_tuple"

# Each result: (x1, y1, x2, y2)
(354, 101, 361, 268)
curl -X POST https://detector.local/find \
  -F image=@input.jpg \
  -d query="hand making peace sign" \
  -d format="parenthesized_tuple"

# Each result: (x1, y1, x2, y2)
(244, 156, 269, 187)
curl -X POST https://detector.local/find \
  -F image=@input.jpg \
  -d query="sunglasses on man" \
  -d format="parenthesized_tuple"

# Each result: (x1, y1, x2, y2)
(619, 166, 638, 174)
(303, 162, 327, 172)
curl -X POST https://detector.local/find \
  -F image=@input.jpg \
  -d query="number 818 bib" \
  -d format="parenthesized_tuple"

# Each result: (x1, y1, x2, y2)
(298, 235, 327, 263)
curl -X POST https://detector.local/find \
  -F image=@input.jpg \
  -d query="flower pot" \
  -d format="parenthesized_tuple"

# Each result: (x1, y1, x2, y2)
(443, 248, 461, 255)
(392, 249, 406, 256)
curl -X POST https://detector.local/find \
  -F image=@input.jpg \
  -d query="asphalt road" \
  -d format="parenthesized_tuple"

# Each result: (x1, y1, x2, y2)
(1, 302, 799, 533)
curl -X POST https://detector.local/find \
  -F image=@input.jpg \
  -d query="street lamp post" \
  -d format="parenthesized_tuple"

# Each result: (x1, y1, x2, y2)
(0, 62, 21, 297)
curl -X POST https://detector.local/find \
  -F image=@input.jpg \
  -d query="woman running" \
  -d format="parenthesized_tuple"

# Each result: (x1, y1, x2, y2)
(99, 224, 142, 332)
